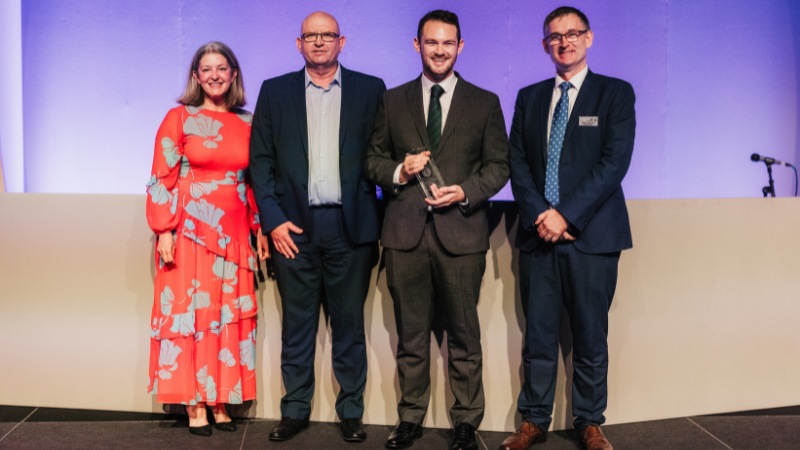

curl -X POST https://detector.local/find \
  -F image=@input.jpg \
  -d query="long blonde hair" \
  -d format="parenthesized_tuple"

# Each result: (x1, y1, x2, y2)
(178, 41, 246, 110)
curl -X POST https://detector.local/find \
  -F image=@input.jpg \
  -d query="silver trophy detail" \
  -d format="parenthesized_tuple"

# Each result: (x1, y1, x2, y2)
(409, 146, 446, 201)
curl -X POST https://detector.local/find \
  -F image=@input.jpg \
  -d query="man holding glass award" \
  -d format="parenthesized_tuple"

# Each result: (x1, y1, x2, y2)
(365, 10, 509, 450)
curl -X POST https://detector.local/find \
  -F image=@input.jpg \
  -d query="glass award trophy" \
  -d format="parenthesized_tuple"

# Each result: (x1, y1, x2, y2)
(410, 146, 446, 201)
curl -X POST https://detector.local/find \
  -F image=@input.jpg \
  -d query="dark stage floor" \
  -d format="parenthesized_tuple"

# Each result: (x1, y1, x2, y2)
(0, 404, 798, 449)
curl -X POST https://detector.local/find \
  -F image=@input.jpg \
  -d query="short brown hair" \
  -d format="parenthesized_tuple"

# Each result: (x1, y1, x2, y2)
(178, 41, 246, 110)
(543, 6, 590, 36)
(418, 10, 461, 42)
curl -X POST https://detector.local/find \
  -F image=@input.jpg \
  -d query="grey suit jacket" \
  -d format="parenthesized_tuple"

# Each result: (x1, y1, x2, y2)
(364, 74, 509, 255)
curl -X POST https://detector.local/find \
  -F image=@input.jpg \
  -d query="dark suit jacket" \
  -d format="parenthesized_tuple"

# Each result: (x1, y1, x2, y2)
(509, 70, 636, 254)
(364, 74, 509, 255)
(249, 66, 386, 245)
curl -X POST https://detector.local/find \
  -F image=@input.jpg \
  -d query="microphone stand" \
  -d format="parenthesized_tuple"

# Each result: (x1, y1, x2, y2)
(761, 162, 776, 197)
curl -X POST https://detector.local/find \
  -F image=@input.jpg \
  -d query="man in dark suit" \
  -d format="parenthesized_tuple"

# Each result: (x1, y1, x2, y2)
(499, 7, 635, 450)
(249, 11, 386, 443)
(365, 10, 509, 450)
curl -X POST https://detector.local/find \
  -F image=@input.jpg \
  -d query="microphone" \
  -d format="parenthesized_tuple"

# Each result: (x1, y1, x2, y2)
(751, 153, 793, 167)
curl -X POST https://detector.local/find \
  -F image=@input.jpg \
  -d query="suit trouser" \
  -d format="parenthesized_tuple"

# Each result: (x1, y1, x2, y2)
(517, 242, 619, 431)
(273, 206, 377, 420)
(385, 221, 486, 428)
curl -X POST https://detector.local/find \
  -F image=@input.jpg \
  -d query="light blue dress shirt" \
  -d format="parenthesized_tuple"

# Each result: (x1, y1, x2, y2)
(305, 65, 342, 206)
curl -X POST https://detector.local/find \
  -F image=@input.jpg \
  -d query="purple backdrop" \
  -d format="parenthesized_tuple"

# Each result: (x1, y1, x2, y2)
(20, 0, 800, 198)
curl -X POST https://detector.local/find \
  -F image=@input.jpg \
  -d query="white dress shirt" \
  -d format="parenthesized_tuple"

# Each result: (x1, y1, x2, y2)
(421, 71, 458, 132)
(546, 65, 589, 151)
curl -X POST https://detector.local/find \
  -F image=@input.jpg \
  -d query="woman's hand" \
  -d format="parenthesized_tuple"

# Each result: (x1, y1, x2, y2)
(157, 232, 175, 264)
(256, 228, 270, 260)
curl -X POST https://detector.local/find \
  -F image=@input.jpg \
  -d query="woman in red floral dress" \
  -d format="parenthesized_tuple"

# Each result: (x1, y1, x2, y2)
(145, 41, 267, 436)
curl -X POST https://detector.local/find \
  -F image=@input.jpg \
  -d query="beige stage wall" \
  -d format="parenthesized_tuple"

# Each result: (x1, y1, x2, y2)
(0, 193, 798, 432)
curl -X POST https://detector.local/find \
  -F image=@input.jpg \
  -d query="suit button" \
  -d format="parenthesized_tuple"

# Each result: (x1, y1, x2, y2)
(302, 184, 307, 190)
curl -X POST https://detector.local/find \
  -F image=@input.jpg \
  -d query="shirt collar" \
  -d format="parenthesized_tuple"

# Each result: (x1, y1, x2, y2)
(421, 71, 458, 94)
(555, 65, 589, 92)
(305, 64, 342, 89)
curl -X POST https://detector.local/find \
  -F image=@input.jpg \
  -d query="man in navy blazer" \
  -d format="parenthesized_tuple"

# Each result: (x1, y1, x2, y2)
(500, 7, 635, 450)
(249, 11, 385, 443)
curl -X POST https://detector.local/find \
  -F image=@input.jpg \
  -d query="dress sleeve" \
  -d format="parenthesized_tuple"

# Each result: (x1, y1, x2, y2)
(146, 108, 184, 235)
(245, 179, 261, 234)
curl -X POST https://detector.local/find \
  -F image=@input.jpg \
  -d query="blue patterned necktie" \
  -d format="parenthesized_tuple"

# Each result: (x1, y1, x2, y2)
(544, 81, 572, 206)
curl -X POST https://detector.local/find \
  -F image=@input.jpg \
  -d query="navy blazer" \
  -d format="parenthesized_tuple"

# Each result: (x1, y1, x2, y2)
(509, 70, 636, 254)
(249, 66, 387, 245)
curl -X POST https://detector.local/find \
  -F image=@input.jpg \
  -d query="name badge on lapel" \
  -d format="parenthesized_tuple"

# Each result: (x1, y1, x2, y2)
(579, 116, 598, 127)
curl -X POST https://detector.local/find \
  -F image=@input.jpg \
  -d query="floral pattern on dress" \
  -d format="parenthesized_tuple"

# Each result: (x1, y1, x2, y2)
(145, 106, 260, 405)
(184, 114, 224, 148)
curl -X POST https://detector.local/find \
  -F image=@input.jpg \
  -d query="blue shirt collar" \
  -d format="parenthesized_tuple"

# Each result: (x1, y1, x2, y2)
(305, 64, 342, 89)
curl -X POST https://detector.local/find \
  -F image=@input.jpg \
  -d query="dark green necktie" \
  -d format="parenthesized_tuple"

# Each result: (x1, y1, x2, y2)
(427, 84, 444, 158)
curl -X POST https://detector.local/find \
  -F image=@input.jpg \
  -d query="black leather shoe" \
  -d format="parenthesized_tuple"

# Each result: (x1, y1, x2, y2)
(189, 424, 212, 437)
(269, 417, 310, 441)
(341, 418, 367, 442)
(385, 421, 423, 449)
(452, 423, 478, 450)
(215, 421, 237, 432)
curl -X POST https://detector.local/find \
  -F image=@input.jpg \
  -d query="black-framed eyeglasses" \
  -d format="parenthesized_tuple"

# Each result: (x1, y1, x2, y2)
(544, 29, 590, 45)
(301, 32, 340, 43)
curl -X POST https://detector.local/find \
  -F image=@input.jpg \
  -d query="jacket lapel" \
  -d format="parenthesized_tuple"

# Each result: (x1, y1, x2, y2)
(291, 68, 309, 160)
(436, 73, 470, 159)
(406, 77, 431, 151)
(539, 78, 555, 167)
(338, 65, 353, 152)
(562, 70, 596, 147)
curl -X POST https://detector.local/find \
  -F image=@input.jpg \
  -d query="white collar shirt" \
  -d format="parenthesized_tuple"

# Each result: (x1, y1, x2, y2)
(546, 65, 589, 149)
(421, 71, 459, 133)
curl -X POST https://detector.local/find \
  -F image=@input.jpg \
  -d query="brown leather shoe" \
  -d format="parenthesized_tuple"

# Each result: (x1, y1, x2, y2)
(497, 419, 546, 450)
(579, 424, 613, 450)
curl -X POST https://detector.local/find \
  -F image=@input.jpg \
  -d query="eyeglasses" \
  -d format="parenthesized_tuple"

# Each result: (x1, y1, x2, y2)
(544, 29, 590, 45)
(301, 32, 340, 43)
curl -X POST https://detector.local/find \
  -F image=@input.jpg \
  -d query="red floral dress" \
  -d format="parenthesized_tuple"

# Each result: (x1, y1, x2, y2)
(145, 105, 260, 406)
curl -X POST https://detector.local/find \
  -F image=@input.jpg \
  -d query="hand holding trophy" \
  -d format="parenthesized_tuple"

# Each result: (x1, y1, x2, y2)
(407, 146, 446, 201)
